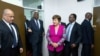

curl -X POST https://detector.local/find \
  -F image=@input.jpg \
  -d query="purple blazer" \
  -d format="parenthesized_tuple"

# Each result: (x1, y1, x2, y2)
(46, 24, 66, 52)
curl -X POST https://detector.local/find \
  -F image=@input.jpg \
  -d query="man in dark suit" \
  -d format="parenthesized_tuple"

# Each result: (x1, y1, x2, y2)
(28, 11, 44, 56)
(24, 16, 30, 40)
(64, 13, 81, 56)
(24, 16, 32, 56)
(81, 12, 94, 56)
(0, 9, 23, 56)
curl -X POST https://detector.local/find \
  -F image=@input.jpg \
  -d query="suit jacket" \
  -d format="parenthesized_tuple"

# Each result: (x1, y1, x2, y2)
(25, 20, 30, 29)
(47, 25, 65, 52)
(66, 22, 81, 45)
(61, 22, 66, 26)
(25, 20, 30, 39)
(29, 18, 44, 45)
(81, 20, 94, 44)
(0, 20, 22, 53)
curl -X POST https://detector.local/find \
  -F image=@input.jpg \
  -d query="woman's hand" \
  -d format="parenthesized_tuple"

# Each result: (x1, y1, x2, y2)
(51, 43, 59, 48)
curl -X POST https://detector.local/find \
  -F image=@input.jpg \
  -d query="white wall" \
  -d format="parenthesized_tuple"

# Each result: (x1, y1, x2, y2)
(57, 0, 94, 24)
(1, 0, 23, 7)
(44, 0, 94, 56)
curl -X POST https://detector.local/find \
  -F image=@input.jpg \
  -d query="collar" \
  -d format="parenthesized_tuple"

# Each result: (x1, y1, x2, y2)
(2, 19, 10, 26)
(34, 19, 39, 21)
(70, 21, 75, 25)
(85, 18, 90, 21)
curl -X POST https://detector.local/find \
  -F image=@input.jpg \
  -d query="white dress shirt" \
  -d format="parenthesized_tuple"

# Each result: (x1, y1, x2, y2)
(66, 22, 75, 42)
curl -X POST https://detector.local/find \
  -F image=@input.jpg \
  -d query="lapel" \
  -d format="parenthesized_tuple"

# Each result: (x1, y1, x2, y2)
(12, 23, 18, 33)
(1, 20, 13, 35)
(66, 23, 70, 28)
(85, 20, 93, 31)
(70, 22, 76, 36)
(86, 20, 92, 27)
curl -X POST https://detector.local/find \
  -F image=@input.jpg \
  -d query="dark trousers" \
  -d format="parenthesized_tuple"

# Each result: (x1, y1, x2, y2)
(81, 44, 93, 56)
(26, 35, 32, 56)
(64, 41, 79, 56)
(32, 42, 42, 56)
(49, 50, 63, 56)
(0, 47, 19, 56)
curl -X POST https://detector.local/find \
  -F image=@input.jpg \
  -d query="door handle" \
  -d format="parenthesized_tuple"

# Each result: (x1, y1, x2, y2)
(93, 25, 96, 31)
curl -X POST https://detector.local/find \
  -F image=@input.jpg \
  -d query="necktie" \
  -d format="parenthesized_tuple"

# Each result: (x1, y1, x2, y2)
(36, 20, 39, 29)
(9, 24, 17, 48)
(66, 24, 71, 42)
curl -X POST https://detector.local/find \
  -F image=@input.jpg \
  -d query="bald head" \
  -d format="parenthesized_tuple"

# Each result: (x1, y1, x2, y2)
(2, 9, 14, 23)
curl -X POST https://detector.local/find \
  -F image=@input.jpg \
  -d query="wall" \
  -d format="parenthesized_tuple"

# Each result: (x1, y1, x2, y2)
(44, 0, 94, 56)
(57, 0, 94, 24)
(1, 0, 23, 7)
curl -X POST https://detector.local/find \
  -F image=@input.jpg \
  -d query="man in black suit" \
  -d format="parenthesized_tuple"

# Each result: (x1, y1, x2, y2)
(24, 16, 30, 40)
(28, 11, 44, 56)
(81, 12, 94, 56)
(0, 9, 23, 56)
(24, 16, 32, 56)
(64, 13, 81, 56)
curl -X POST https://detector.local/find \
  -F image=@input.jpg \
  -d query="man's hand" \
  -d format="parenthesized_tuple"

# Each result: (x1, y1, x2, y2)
(19, 48, 23, 53)
(71, 44, 76, 48)
(91, 44, 94, 48)
(28, 28, 32, 32)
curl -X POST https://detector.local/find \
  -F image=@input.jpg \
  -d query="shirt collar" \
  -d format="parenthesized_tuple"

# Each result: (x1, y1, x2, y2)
(86, 18, 90, 21)
(2, 19, 10, 26)
(70, 21, 75, 25)
(34, 19, 39, 22)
